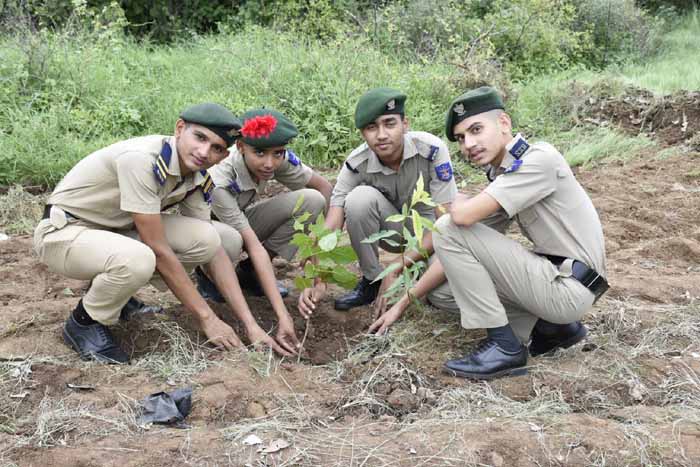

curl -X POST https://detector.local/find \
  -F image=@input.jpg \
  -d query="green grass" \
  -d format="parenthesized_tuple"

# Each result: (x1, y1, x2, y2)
(0, 27, 459, 187)
(554, 127, 655, 166)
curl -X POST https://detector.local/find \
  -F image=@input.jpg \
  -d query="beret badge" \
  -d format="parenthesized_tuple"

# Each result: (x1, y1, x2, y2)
(453, 103, 466, 116)
(386, 99, 396, 111)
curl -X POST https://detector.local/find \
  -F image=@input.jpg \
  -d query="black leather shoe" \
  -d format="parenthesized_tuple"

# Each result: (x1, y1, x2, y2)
(119, 297, 164, 321)
(63, 314, 129, 364)
(443, 339, 528, 380)
(194, 266, 225, 303)
(236, 262, 289, 298)
(334, 276, 381, 311)
(529, 321, 588, 357)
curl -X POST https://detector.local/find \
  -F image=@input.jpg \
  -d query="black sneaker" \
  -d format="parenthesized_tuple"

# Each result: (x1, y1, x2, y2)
(236, 260, 289, 298)
(194, 266, 225, 303)
(443, 339, 528, 380)
(119, 297, 163, 321)
(63, 314, 129, 364)
(529, 321, 588, 357)
(334, 276, 380, 311)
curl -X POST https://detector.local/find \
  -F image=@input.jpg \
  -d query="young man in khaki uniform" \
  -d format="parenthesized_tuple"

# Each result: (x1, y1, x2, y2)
(34, 103, 299, 363)
(198, 108, 331, 328)
(298, 88, 457, 316)
(370, 87, 608, 380)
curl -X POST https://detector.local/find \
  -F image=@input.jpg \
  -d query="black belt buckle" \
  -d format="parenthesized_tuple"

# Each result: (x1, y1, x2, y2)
(572, 260, 609, 301)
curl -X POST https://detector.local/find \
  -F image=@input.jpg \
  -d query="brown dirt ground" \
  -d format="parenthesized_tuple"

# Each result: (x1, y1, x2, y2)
(1, 94, 700, 466)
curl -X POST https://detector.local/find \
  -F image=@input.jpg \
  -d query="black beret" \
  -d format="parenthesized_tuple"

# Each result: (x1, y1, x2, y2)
(354, 87, 407, 129)
(445, 87, 505, 141)
(239, 108, 298, 148)
(180, 103, 241, 146)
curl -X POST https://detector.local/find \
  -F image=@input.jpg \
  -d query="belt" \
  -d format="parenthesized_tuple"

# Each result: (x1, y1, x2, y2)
(541, 254, 609, 302)
(42, 204, 79, 221)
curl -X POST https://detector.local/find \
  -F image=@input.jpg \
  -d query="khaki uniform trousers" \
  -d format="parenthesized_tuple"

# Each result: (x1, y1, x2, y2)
(34, 210, 241, 325)
(215, 188, 326, 262)
(432, 215, 595, 343)
(345, 185, 436, 281)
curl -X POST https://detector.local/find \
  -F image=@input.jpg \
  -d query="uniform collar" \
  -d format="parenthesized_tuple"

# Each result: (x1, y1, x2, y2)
(366, 134, 418, 175)
(231, 147, 262, 192)
(485, 133, 524, 180)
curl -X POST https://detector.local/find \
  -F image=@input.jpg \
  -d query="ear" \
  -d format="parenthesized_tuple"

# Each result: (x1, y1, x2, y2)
(402, 116, 410, 133)
(174, 118, 186, 137)
(497, 112, 512, 135)
(235, 139, 244, 154)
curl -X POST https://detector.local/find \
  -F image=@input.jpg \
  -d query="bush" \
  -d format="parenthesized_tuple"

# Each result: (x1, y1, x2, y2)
(573, 0, 665, 66)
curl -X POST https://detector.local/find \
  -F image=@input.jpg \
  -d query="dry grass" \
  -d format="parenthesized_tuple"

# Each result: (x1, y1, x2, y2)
(0, 186, 44, 235)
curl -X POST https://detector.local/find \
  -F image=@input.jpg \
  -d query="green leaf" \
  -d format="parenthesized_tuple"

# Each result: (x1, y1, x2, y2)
(382, 238, 401, 247)
(385, 214, 405, 223)
(332, 267, 358, 289)
(412, 210, 424, 243)
(290, 232, 313, 249)
(294, 276, 312, 290)
(373, 262, 401, 282)
(362, 229, 399, 244)
(324, 245, 357, 264)
(319, 232, 338, 252)
(293, 211, 312, 231)
(292, 193, 305, 214)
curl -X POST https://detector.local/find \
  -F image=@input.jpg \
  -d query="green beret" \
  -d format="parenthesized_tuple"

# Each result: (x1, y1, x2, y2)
(445, 87, 505, 141)
(239, 108, 298, 148)
(354, 87, 407, 129)
(180, 103, 242, 146)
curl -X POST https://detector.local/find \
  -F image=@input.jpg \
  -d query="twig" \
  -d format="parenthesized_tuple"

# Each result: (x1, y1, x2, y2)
(297, 320, 312, 364)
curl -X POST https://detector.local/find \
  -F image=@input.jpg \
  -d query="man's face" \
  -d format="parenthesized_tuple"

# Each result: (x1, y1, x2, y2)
(175, 120, 229, 175)
(360, 114, 408, 163)
(452, 110, 511, 167)
(238, 141, 286, 182)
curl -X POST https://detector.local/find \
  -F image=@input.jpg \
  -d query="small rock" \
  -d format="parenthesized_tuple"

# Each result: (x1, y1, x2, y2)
(488, 451, 504, 466)
(0, 232, 9, 242)
(246, 401, 267, 418)
(386, 389, 419, 411)
(242, 434, 263, 446)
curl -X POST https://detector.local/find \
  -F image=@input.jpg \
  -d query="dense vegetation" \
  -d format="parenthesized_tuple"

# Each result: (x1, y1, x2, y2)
(0, 0, 697, 186)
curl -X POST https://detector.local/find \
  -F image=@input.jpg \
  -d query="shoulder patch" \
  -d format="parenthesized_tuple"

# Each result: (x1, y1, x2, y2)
(200, 170, 214, 204)
(286, 149, 301, 166)
(152, 141, 172, 186)
(435, 162, 453, 181)
(345, 145, 371, 171)
(508, 136, 530, 160)
(345, 161, 359, 174)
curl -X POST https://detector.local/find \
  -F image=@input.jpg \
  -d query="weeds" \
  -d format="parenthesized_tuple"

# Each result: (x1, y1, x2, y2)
(0, 185, 44, 235)
(132, 319, 215, 383)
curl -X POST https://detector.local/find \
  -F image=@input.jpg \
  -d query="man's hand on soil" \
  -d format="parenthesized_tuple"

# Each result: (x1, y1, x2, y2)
(275, 314, 301, 355)
(247, 325, 294, 357)
(199, 314, 244, 350)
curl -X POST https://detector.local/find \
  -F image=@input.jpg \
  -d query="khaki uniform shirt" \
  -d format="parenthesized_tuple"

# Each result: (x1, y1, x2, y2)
(48, 135, 212, 229)
(208, 147, 313, 231)
(484, 134, 607, 276)
(331, 131, 457, 219)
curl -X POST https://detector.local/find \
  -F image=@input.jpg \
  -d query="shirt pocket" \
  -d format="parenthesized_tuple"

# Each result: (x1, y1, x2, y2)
(516, 207, 553, 247)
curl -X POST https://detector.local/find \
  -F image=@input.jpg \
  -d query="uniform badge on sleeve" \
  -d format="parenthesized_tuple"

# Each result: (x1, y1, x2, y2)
(286, 149, 301, 166)
(435, 162, 453, 181)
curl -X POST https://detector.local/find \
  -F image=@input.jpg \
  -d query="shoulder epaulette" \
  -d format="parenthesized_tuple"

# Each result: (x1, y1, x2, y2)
(286, 149, 301, 166)
(345, 145, 371, 172)
(503, 136, 530, 174)
(200, 170, 214, 204)
(152, 141, 172, 186)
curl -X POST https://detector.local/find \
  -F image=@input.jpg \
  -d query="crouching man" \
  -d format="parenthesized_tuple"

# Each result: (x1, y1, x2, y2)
(34, 103, 296, 363)
(370, 87, 608, 380)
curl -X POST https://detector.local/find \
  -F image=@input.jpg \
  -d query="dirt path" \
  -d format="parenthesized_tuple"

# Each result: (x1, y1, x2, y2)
(1, 141, 699, 465)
